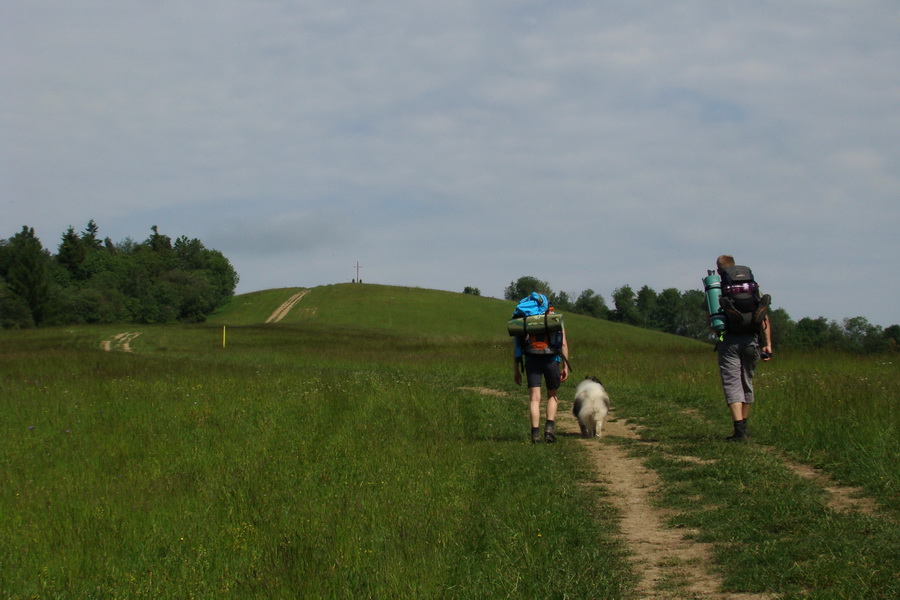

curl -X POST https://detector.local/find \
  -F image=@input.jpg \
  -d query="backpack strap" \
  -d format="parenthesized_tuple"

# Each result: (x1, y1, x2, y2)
(754, 294, 771, 324)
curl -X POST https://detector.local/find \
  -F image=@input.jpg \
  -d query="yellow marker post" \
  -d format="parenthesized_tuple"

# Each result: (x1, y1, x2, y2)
(222, 325, 227, 349)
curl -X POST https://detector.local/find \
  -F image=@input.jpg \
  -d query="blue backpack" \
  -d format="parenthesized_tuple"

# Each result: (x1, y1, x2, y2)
(509, 293, 563, 356)
(513, 292, 550, 318)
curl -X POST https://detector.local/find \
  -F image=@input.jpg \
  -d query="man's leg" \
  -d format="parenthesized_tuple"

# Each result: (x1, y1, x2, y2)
(529, 386, 543, 428)
(720, 340, 749, 441)
(544, 389, 559, 443)
(719, 343, 743, 405)
(727, 401, 750, 441)
(546, 389, 559, 422)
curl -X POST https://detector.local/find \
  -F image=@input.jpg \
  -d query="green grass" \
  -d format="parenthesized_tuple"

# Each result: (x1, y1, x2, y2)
(587, 337, 899, 599)
(207, 287, 309, 326)
(756, 353, 898, 505)
(1, 283, 897, 599)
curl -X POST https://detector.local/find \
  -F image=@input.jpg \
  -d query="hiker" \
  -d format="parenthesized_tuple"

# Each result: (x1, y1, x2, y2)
(510, 293, 570, 444)
(711, 255, 773, 442)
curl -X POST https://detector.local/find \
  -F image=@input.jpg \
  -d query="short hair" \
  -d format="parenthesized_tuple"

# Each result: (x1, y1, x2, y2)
(717, 255, 735, 269)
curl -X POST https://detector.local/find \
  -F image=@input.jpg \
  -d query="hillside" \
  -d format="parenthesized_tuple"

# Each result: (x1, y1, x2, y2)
(208, 282, 703, 352)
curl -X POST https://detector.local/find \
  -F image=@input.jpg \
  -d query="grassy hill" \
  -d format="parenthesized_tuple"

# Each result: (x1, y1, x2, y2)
(1, 283, 897, 599)
(207, 281, 701, 357)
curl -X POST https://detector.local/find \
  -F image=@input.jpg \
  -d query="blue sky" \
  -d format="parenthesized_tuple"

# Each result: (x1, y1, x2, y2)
(3, 1, 898, 326)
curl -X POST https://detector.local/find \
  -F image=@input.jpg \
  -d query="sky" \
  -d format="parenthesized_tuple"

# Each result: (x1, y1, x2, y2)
(3, 1, 898, 327)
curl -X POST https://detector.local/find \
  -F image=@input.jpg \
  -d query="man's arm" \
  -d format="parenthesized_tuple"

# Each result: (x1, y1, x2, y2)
(761, 316, 773, 359)
(513, 339, 523, 384)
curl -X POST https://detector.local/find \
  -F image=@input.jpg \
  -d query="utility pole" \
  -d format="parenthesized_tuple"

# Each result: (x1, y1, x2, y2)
(355, 261, 362, 283)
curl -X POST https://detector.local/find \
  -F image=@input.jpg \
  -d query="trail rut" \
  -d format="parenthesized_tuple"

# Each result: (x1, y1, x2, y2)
(265, 290, 309, 323)
(557, 410, 773, 600)
(464, 386, 775, 599)
(100, 332, 141, 352)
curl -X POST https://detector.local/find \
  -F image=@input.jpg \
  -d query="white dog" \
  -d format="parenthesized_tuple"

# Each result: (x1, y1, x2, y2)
(572, 377, 610, 438)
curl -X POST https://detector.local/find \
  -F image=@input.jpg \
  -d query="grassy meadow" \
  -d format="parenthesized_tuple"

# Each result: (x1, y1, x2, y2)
(1, 283, 897, 599)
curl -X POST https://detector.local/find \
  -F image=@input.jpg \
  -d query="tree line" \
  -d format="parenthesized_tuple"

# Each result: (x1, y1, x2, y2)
(503, 276, 899, 354)
(1, 222, 238, 328)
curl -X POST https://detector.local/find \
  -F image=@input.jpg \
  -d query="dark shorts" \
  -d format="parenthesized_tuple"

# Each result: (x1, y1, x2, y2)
(524, 355, 561, 390)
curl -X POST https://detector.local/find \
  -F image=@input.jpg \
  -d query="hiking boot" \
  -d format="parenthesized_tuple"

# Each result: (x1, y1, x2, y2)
(531, 427, 542, 444)
(544, 421, 556, 444)
(726, 419, 749, 442)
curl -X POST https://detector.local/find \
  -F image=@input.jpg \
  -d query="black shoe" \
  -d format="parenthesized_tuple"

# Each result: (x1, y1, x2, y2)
(544, 421, 556, 444)
(531, 428, 542, 444)
(726, 419, 749, 442)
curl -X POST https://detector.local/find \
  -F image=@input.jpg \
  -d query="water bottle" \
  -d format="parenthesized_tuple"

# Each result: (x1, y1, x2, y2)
(703, 270, 726, 332)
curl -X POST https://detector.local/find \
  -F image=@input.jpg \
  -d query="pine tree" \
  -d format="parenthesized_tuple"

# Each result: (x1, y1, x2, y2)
(57, 226, 87, 279)
(6, 226, 51, 324)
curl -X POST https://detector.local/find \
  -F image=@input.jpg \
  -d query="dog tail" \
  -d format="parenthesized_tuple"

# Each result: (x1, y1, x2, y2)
(572, 398, 582, 416)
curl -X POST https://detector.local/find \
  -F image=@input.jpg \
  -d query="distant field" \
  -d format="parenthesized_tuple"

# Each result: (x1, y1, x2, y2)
(2, 283, 897, 599)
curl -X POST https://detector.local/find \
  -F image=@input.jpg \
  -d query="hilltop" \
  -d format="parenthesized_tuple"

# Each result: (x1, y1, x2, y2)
(206, 282, 705, 357)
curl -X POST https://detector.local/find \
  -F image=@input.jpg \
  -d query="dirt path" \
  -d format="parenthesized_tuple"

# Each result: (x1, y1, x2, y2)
(99, 290, 310, 354)
(780, 457, 879, 515)
(100, 332, 141, 352)
(556, 409, 774, 600)
(678, 408, 880, 517)
(463, 387, 777, 599)
(265, 290, 309, 323)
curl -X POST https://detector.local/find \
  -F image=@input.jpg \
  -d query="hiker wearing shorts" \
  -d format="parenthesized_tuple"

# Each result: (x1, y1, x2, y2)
(713, 255, 773, 441)
(514, 326, 569, 444)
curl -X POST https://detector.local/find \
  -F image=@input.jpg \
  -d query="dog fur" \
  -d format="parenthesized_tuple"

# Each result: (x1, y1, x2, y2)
(572, 376, 610, 438)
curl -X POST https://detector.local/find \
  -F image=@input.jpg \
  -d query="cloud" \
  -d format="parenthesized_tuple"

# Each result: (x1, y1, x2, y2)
(207, 209, 361, 256)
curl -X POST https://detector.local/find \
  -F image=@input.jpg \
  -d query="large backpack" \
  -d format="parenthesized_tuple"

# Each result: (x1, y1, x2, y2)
(508, 293, 563, 355)
(718, 266, 771, 334)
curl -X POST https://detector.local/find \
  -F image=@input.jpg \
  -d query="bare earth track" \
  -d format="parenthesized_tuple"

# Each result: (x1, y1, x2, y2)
(555, 409, 774, 600)
(464, 384, 761, 599)
(463, 387, 886, 599)
(780, 458, 879, 515)
(98, 289, 311, 354)
(679, 408, 880, 517)
(265, 290, 309, 323)
(100, 332, 141, 352)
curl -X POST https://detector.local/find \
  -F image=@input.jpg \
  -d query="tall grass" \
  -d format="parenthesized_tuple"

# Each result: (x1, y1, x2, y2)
(2, 284, 897, 598)
(564, 322, 899, 512)
(755, 352, 898, 507)
(566, 324, 899, 598)
(0, 321, 631, 598)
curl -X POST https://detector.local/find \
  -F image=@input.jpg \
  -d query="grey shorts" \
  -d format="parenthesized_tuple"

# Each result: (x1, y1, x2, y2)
(717, 333, 760, 405)
(524, 355, 561, 390)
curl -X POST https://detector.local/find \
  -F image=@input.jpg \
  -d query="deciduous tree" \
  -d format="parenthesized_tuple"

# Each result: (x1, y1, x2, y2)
(504, 276, 553, 302)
